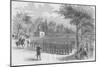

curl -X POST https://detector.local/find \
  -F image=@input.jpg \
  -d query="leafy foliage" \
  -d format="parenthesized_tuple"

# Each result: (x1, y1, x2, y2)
(58, 4, 95, 51)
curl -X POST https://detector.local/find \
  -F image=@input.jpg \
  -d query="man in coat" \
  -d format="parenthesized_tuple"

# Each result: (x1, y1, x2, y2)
(36, 44, 42, 60)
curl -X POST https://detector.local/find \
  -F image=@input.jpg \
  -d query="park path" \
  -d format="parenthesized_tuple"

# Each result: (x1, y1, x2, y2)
(11, 39, 94, 66)
(12, 40, 76, 66)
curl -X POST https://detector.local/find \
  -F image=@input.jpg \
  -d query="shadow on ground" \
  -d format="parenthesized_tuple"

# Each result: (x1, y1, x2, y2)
(13, 47, 24, 50)
(58, 54, 77, 61)
(25, 58, 41, 61)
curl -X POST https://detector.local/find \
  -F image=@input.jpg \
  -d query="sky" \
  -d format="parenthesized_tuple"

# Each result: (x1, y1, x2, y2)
(12, 1, 95, 31)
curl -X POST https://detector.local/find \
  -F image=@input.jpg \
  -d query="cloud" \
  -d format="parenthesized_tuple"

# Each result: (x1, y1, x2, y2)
(34, 3, 45, 9)
(49, 4, 61, 11)
(42, 12, 59, 18)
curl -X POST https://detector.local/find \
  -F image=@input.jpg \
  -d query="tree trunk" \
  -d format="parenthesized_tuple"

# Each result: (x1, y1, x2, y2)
(76, 25, 79, 51)
(80, 28, 83, 41)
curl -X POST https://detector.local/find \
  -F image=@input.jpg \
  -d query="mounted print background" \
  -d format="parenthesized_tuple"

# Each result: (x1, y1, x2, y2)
(11, 0, 96, 66)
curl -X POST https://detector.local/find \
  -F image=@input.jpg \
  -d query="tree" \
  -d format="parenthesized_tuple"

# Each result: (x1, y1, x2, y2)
(39, 19, 48, 35)
(22, 14, 32, 24)
(13, 12, 24, 37)
(34, 17, 43, 32)
(13, 12, 33, 38)
(22, 14, 33, 37)
(48, 21, 56, 33)
(58, 5, 94, 51)
(56, 24, 65, 33)
(64, 27, 75, 34)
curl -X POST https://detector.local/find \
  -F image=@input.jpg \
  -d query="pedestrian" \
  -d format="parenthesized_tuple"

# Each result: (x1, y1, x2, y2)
(36, 44, 42, 60)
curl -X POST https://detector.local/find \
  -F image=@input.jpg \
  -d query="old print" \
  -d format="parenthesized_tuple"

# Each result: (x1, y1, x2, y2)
(11, 1, 96, 66)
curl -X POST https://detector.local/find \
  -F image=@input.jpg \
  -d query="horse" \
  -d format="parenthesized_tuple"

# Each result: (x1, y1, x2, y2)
(21, 38, 25, 47)
(16, 40, 21, 47)
(15, 37, 25, 48)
